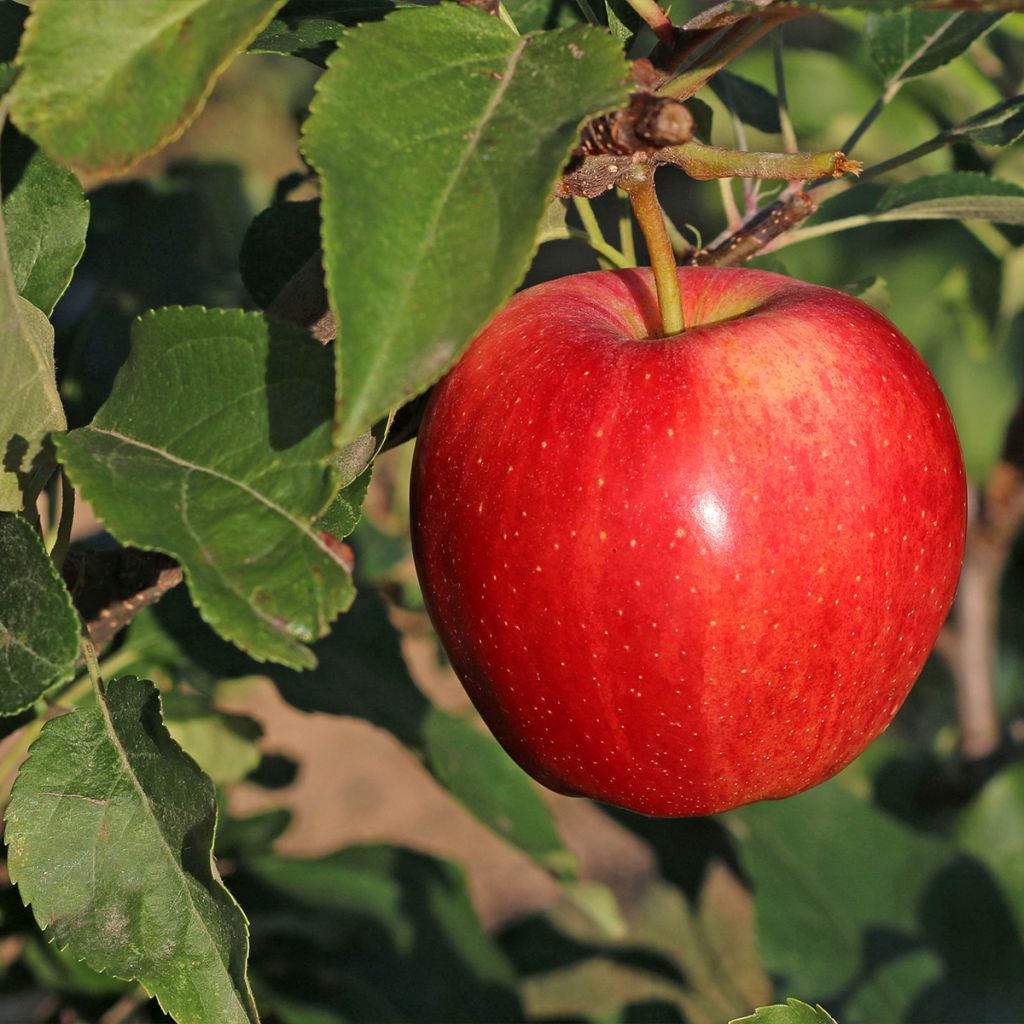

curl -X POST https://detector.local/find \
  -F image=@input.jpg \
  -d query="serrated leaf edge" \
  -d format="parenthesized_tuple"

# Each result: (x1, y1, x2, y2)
(302, 9, 631, 446)
(4, 678, 259, 1022)
(11, 0, 289, 175)
(57, 304, 356, 669)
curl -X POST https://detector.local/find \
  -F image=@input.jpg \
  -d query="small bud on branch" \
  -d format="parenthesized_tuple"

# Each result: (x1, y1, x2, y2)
(574, 94, 694, 158)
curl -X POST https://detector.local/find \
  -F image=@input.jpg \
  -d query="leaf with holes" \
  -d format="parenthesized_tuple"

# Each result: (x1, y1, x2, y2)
(303, 3, 630, 445)
(11, 0, 287, 173)
(5, 675, 258, 1024)
(57, 307, 352, 669)
(710, 71, 780, 134)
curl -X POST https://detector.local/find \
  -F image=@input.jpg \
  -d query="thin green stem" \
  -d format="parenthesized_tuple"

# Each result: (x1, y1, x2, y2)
(616, 190, 637, 267)
(658, 14, 789, 100)
(96, 646, 139, 684)
(572, 196, 606, 248)
(772, 27, 798, 155)
(662, 213, 695, 259)
(573, 0, 602, 24)
(659, 141, 861, 181)
(572, 197, 630, 269)
(854, 136, 946, 187)
(964, 220, 1013, 260)
(765, 213, 875, 251)
(841, 85, 901, 157)
(567, 228, 632, 269)
(81, 635, 103, 698)
(718, 177, 742, 230)
(621, 165, 684, 336)
(49, 470, 75, 571)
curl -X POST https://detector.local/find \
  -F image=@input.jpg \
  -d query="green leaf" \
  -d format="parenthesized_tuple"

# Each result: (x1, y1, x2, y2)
(10, 0, 288, 173)
(250, 0, 420, 63)
(303, 4, 630, 445)
(954, 94, 1024, 147)
(215, 805, 292, 860)
(841, 275, 890, 312)
(874, 172, 1024, 223)
(730, 998, 837, 1024)
(0, 153, 64, 511)
(271, 591, 574, 874)
(687, 96, 714, 142)
(733, 779, 1024, 1017)
(57, 307, 353, 670)
(537, 197, 570, 245)
(20, 932, 133, 998)
(513, 872, 771, 1023)
(240, 846, 522, 1022)
(866, 10, 1003, 85)
(0, 512, 78, 714)
(2, 126, 89, 315)
(686, 0, 1022, 30)
(162, 689, 263, 785)
(239, 198, 320, 308)
(5, 675, 258, 1024)
(957, 764, 1024, 934)
(0, 3, 26, 101)
(710, 71, 781, 134)
(0, 1, 27, 62)
(604, 0, 641, 41)
(316, 423, 383, 540)
(508, 0, 584, 32)
(316, 462, 372, 539)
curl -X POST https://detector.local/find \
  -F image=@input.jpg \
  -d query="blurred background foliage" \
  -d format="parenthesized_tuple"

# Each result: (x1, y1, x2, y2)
(2, 1, 1024, 1022)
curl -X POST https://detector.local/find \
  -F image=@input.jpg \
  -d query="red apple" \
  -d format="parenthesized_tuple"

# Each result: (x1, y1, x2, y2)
(410, 267, 966, 817)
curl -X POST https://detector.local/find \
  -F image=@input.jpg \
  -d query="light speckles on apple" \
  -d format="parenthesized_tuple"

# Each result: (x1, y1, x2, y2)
(410, 266, 967, 817)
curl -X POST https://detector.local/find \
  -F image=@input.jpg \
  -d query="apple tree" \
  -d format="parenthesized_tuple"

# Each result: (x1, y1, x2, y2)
(0, 0, 1023, 1021)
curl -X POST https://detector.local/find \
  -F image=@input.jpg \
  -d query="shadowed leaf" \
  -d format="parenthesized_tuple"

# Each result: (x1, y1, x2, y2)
(5, 676, 258, 1023)
(57, 307, 353, 669)
(11, 0, 287, 173)
(0, 512, 78, 714)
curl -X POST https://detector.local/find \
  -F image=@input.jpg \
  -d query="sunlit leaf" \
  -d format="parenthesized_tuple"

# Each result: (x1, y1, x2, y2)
(303, 3, 630, 444)
(730, 998, 837, 1024)
(11, 0, 287, 172)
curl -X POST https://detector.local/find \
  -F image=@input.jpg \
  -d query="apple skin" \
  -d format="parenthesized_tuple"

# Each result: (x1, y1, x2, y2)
(410, 267, 966, 817)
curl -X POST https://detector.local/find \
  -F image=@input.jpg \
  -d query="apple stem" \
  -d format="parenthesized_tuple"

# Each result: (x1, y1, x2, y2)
(620, 164, 684, 337)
